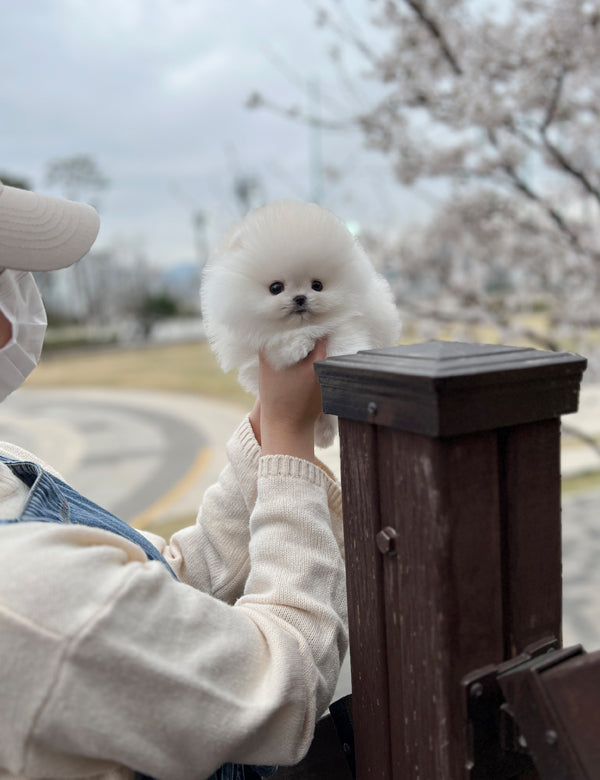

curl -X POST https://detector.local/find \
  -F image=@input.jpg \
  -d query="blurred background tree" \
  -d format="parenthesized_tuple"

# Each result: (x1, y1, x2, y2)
(0, 173, 32, 190)
(46, 154, 109, 208)
(136, 292, 180, 340)
(43, 155, 113, 322)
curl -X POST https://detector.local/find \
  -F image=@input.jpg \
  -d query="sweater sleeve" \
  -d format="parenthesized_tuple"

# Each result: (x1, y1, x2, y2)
(10, 454, 348, 779)
(145, 416, 345, 605)
(237, 455, 348, 732)
(143, 415, 261, 602)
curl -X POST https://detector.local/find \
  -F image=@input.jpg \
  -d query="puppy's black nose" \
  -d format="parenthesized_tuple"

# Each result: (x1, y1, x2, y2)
(294, 295, 307, 307)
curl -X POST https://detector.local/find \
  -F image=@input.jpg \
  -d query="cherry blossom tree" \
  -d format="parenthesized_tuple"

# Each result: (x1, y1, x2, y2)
(251, 0, 600, 372)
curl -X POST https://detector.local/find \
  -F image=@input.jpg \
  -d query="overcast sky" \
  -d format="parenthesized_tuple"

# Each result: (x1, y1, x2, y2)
(1, 0, 421, 268)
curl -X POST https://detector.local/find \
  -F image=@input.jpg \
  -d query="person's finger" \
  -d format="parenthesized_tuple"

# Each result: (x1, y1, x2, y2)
(310, 338, 327, 362)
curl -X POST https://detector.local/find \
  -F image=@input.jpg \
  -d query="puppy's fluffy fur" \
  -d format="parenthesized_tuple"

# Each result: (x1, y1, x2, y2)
(201, 200, 400, 447)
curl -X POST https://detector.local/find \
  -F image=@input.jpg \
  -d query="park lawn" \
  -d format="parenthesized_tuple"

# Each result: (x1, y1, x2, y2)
(26, 339, 254, 406)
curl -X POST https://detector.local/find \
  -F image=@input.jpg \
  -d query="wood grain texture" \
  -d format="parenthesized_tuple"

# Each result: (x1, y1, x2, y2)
(499, 420, 562, 656)
(378, 428, 504, 779)
(339, 419, 392, 779)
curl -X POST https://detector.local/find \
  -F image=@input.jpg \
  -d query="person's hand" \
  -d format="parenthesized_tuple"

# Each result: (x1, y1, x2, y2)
(249, 397, 262, 445)
(254, 339, 326, 461)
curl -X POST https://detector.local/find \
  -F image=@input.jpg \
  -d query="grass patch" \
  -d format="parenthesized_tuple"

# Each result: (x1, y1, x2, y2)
(26, 340, 254, 406)
(25, 336, 600, 510)
(562, 471, 600, 495)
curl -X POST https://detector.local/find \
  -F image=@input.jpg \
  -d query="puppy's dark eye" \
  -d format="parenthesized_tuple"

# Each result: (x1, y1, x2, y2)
(269, 281, 284, 295)
(311, 280, 323, 291)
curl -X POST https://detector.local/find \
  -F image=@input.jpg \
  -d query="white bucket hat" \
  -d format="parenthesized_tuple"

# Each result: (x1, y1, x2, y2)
(0, 179, 100, 271)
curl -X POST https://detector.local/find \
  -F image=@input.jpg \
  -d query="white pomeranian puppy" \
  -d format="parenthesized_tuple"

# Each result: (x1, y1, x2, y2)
(201, 200, 400, 447)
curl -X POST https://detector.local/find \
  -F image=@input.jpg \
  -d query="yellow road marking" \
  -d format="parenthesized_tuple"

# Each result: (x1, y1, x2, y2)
(131, 447, 212, 530)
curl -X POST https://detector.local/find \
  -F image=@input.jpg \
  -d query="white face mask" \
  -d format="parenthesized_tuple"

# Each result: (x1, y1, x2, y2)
(0, 269, 47, 401)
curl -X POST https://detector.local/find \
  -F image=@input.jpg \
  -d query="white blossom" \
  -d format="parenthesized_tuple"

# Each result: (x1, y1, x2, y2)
(310, 0, 600, 375)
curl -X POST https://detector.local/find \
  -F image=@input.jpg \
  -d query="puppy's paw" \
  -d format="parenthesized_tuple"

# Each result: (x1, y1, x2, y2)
(315, 412, 337, 449)
(266, 333, 315, 369)
(327, 329, 372, 359)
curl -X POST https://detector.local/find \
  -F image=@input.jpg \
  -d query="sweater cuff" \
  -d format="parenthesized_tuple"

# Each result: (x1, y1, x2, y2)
(258, 454, 345, 560)
(230, 418, 343, 521)
(259, 454, 338, 495)
(227, 414, 261, 465)
(225, 415, 262, 510)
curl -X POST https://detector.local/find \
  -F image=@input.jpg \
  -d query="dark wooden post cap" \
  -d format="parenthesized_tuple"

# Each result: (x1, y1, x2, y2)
(315, 341, 587, 437)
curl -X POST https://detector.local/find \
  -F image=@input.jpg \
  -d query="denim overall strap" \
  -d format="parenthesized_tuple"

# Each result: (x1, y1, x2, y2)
(135, 764, 276, 780)
(203, 763, 278, 780)
(0, 455, 176, 578)
(137, 765, 276, 780)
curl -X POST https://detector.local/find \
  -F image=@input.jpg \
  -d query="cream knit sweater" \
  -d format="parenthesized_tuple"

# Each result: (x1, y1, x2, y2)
(0, 416, 347, 780)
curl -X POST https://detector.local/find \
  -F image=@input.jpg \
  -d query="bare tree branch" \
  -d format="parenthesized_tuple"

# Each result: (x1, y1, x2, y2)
(504, 163, 577, 239)
(484, 128, 590, 256)
(542, 135, 600, 205)
(246, 93, 354, 131)
(402, 0, 463, 75)
(309, 0, 380, 67)
(541, 67, 566, 132)
(536, 66, 600, 204)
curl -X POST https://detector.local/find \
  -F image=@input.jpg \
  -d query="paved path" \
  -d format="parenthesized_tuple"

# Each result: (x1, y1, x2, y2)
(562, 488, 600, 650)
(0, 386, 343, 525)
(0, 387, 249, 527)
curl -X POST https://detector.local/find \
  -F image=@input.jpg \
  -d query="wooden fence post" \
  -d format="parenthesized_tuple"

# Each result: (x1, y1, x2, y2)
(315, 342, 587, 780)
